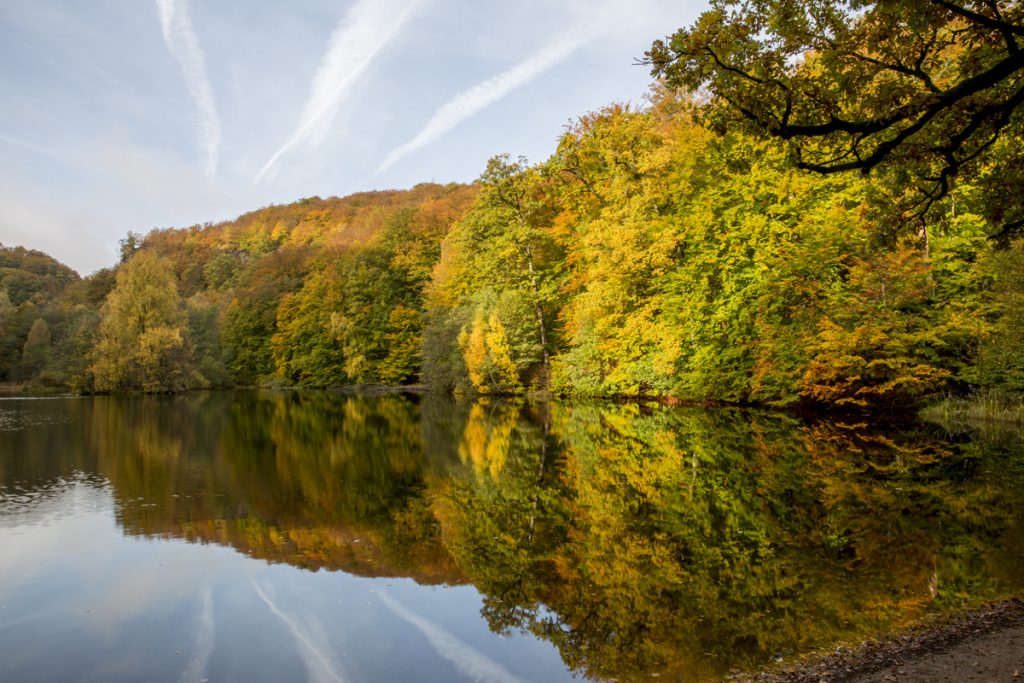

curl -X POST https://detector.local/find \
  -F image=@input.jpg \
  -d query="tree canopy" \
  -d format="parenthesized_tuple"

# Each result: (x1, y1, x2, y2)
(647, 0, 1024, 234)
(90, 251, 194, 392)
(2, 38, 1023, 409)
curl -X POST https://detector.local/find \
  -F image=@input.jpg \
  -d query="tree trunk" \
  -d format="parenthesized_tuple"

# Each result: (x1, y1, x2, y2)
(523, 243, 550, 367)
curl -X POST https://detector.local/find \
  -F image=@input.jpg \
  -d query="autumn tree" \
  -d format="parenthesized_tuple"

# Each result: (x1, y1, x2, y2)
(424, 156, 563, 392)
(273, 209, 442, 387)
(547, 103, 693, 397)
(0, 289, 17, 379)
(91, 251, 195, 392)
(972, 240, 1024, 390)
(18, 318, 51, 380)
(801, 240, 976, 407)
(647, 1, 1024, 235)
(221, 246, 311, 384)
(476, 155, 561, 370)
(458, 307, 522, 394)
(543, 98, 867, 403)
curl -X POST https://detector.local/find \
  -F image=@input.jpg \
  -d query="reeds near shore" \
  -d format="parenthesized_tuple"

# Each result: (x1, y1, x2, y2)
(921, 391, 1024, 427)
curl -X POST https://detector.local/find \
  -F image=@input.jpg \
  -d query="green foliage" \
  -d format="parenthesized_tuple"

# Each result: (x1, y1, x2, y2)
(0, 289, 19, 380)
(202, 252, 241, 291)
(378, 305, 422, 385)
(539, 102, 868, 403)
(0, 244, 79, 306)
(421, 306, 472, 393)
(648, 1, 1024, 236)
(221, 246, 312, 384)
(801, 241, 976, 407)
(55, 306, 100, 391)
(973, 241, 1024, 390)
(436, 92, 1004, 410)
(1, 65, 1021, 408)
(423, 155, 564, 393)
(271, 206, 444, 386)
(187, 292, 231, 388)
(272, 267, 346, 386)
(90, 251, 195, 392)
(18, 318, 51, 380)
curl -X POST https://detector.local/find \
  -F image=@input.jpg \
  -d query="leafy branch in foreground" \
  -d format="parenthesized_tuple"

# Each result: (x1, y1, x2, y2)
(646, 0, 1024, 234)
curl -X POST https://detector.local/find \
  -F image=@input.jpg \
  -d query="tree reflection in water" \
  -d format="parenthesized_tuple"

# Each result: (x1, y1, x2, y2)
(16, 391, 1022, 682)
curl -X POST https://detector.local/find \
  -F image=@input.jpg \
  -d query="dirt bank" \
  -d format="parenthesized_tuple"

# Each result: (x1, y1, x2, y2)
(732, 598, 1024, 682)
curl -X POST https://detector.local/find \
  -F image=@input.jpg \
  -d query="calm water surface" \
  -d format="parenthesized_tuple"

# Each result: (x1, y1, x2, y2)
(1, 391, 1022, 682)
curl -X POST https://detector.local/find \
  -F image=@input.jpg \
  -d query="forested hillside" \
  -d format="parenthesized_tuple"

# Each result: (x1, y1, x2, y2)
(423, 95, 1020, 409)
(0, 184, 477, 392)
(3, 2, 1023, 411)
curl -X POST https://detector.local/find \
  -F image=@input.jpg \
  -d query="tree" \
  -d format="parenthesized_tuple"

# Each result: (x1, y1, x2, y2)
(425, 156, 564, 392)
(221, 246, 311, 384)
(800, 240, 975, 407)
(0, 289, 17, 378)
(458, 307, 522, 394)
(271, 266, 346, 386)
(647, 1, 1024, 233)
(18, 318, 51, 380)
(472, 155, 562, 369)
(272, 209, 442, 388)
(187, 292, 231, 388)
(546, 104, 687, 397)
(973, 241, 1024, 390)
(119, 231, 143, 264)
(91, 251, 194, 392)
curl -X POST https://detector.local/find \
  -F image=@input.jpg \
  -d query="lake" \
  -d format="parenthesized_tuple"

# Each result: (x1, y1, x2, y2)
(1, 391, 1022, 682)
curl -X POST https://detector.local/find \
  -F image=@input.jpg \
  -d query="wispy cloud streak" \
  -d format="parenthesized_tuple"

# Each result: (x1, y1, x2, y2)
(156, 0, 221, 178)
(255, 0, 421, 184)
(252, 580, 348, 683)
(377, 591, 529, 683)
(178, 585, 215, 683)
(0, 133, 65, 164)
(374, 33, 588, 175)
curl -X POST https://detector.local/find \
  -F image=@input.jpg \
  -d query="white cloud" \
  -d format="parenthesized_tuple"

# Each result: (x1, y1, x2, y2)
(0, 182, 110, 275)
(252, 580, 350, 683)
(0, 133, 229, 274)
(373, 29, 592, 176)
(156, 0, 221, 178)
(254, 0, 422, 184)
(377, 591, 529, 683)
(178, 585, 215, 683)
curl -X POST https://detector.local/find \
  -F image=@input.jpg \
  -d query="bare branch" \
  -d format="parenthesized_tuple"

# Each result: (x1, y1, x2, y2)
(934, 1, 1024, 41)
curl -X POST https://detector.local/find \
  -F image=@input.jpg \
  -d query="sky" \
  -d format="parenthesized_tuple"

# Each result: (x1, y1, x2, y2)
(0, 0, 705, 275)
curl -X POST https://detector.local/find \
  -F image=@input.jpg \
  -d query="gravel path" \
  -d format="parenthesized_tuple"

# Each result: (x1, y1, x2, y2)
(732, 598, 1024, 683)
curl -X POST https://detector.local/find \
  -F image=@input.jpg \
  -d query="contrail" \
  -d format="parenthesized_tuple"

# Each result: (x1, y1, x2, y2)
(251, 580, 348, 683)
(0, 133, 64, 163)
(254, 0, 422, 184)
(156, 0, 221, 178)
(377, 590, 530, 683)
(373, 34, 587, 176)
(178, 585, 215, 683)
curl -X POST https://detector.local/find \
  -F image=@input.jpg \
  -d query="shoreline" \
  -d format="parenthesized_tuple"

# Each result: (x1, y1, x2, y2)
(731, 596, 1024, 682)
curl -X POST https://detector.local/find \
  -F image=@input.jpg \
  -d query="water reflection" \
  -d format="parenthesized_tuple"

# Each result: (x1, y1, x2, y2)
(0, 393, 1022, 682)
(435, 402, 1024, 680)
(85, 392, 464, 584)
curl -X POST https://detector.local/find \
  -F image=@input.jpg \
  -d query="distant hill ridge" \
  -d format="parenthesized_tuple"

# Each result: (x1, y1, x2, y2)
(0, 183, 478, 391)
(142, 183, 476, 260)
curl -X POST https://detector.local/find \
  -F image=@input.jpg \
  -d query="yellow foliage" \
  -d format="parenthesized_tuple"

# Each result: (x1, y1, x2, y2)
(458, 308, 523, 394)
(458, 312, 490, 393)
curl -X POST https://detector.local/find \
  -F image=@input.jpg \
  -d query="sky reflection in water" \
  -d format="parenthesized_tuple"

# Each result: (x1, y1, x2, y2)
(1, 391, 1022, 682)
